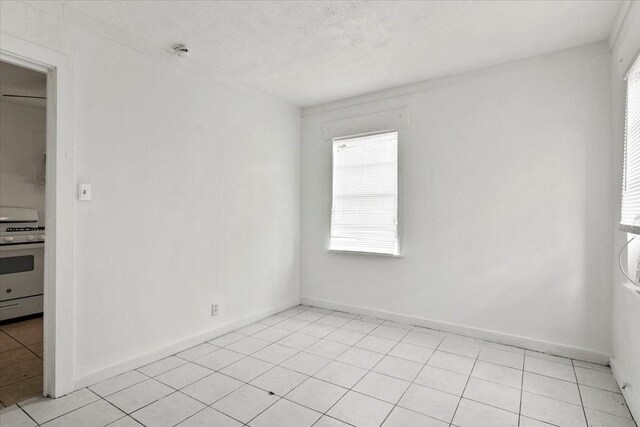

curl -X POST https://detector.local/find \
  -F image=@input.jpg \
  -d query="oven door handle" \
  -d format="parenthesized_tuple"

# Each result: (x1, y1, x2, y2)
(0, 301, 21, 310)
(0, 243, 44, 252)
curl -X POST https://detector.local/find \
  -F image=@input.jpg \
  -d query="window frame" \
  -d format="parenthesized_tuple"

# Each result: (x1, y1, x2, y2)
(621, 51, 640, 235)
(328, 129, 402, 257)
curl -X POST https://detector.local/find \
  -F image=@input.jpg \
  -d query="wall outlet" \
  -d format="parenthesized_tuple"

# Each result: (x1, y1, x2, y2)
(211, 303, 219, 317)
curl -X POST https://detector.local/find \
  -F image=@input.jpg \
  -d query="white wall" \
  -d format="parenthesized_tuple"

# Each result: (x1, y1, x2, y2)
(609, 2, 640, 419)
(0, 101, 46, 225)
(1, 1, 300, 386)
(301, 43, 614, 361)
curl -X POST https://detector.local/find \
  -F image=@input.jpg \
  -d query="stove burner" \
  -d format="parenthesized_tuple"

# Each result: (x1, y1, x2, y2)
(5, 227, 45, 232)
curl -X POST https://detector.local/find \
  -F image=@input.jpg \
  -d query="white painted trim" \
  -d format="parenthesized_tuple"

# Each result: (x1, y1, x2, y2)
(73, 301, 299, 390)
(609, 1, 633, 51)
(611, 357, 640, 422)
(301, 296, 611, 364)
(322, 108, 409, 140)
(0, 33, 76, 398)
(302, 42, 608, 117)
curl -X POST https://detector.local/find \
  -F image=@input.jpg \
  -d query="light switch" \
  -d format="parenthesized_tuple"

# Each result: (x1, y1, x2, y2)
(78, 183, 91, 201)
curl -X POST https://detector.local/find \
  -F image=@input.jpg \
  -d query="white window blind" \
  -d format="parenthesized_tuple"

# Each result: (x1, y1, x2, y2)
(622, 54, 640, 234)
(330, 131, 399, 255)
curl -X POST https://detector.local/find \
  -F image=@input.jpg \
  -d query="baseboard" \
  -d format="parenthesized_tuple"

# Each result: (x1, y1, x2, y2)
(301, 296, 611, 364)
(611, 357, 640, 422)
(74, 300, 299, 390)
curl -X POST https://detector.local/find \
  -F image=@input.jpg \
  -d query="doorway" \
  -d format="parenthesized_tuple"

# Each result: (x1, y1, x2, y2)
(0, 34, 75, 400)
(0, 60, 47, 406)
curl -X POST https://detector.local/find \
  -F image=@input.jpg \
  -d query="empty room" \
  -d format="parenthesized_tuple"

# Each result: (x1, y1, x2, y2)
(0, 0, 639, 426)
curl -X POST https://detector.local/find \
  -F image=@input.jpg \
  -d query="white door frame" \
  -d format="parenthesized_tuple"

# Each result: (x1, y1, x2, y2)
(1, 34, 75, 398)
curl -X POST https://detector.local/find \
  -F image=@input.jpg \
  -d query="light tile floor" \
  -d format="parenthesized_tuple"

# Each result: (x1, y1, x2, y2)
(0, 305, 636, 427)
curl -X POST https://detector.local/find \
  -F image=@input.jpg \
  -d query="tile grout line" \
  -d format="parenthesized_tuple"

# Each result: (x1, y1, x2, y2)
(18, 404, 40, 426)
(1, 315, 564, 426)
(90, 365, 221, 425)
(517, 349, 525, 427)
(572, 359, 589, 427)
(132, 311, 310, 426)
(274, 346, 433, 423)
(123, 307, 318, 425)
(305, 317, 406, 426)
(85, 387, 137, 426)
(244, 307, 393, 426)
(19, 391, 99, 426)
(377, 327, 448, 426)
(244, 306, 336, 426)
(366, 333, 559, 423)
(92, 304, 615, 417)
(395, 342, 529, 421)
(202, 305, 342, 426)
(125, 306, 584, 426)
(322, 319, 415, 425)
(109, 316, 629, 427)
(232, 307, 415, 425)
(14, 306, 626, 427)
(449, 348, 480, 426)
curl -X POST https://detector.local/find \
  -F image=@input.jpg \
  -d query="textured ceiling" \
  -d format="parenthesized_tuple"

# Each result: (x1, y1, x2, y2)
(62, 1, 622, 107)
(0, 61, 47, 109)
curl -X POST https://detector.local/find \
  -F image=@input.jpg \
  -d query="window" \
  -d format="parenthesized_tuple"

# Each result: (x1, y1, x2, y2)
(330, 130, 399, 255)
(622, 54, 640, 234)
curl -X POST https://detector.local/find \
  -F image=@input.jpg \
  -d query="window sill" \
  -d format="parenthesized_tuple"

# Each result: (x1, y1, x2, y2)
(328, 249, 403, 258)
(620, 224, 640, 235)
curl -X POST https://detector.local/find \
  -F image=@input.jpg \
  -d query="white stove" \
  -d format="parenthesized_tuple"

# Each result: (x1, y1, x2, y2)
(1, 226, 45, 245)
(0, 207, 45, 244)
(0, 207, 45, 321)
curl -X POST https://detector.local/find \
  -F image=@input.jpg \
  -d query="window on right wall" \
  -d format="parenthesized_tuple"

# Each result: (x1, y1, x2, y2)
(329, 130, 399, 255)
(621, 54, 640, 234)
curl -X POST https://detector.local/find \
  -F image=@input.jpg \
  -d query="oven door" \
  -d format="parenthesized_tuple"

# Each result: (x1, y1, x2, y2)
(0, 243, 44, 302)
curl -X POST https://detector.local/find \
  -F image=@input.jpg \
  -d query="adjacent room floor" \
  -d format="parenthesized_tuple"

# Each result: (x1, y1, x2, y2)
(0, 306, 634, 426)
(0, 316, 43, 407)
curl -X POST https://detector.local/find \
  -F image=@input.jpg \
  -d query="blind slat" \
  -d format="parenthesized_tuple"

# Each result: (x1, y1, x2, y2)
(622, 55, 640, 229)
(330, 131, 399, 255)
